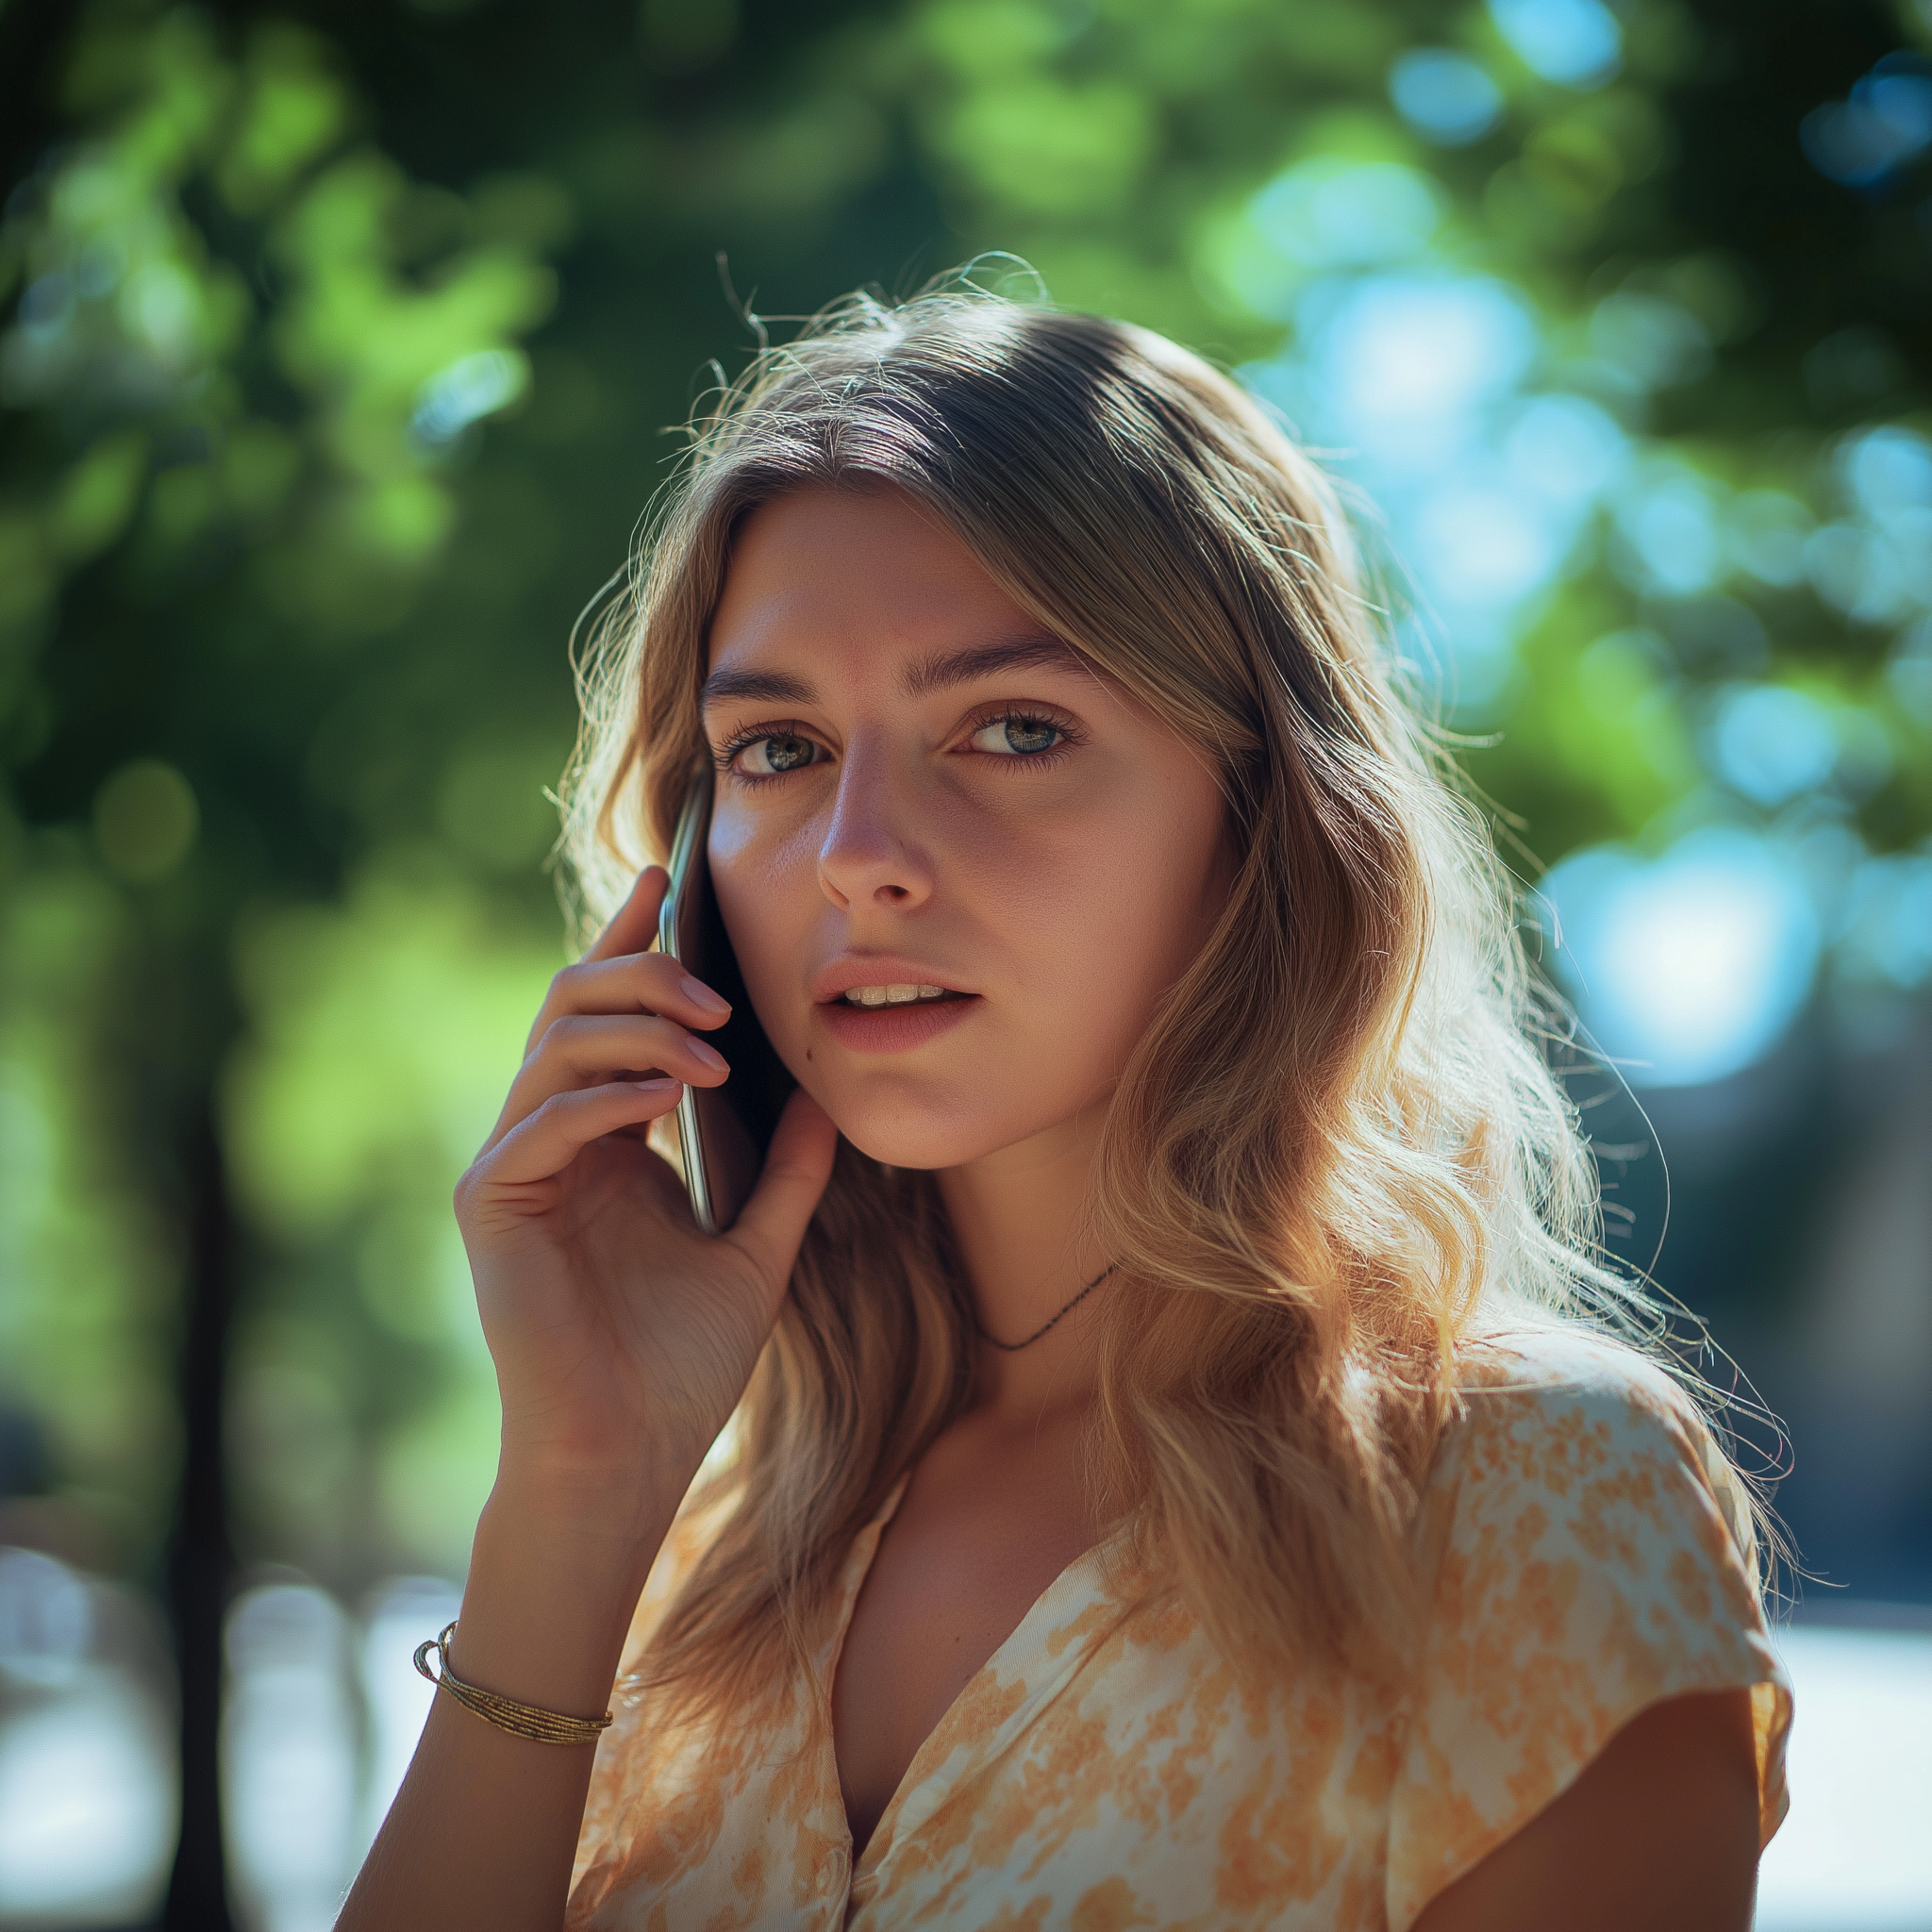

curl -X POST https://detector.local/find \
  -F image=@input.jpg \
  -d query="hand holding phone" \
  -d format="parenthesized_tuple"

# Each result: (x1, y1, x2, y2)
(658, 771, 798, 1232)
(451, 838, 831, 1495)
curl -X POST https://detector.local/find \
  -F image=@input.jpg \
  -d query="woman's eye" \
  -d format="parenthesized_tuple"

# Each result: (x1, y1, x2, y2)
(734, 734, 821, 776)
(969, 715, 1064, 757)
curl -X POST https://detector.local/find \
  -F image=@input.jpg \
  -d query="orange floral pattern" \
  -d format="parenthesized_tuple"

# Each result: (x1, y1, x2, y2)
(569, 1329, 1790, 1930)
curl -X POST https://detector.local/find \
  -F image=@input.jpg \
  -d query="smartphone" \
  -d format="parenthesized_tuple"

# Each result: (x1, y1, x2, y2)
(657, 771, 796, 1233)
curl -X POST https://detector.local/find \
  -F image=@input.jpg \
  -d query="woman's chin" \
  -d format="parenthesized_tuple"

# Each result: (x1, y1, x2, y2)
(823, 1093, 1052, 1175)
(832, 1119, 984, 1174)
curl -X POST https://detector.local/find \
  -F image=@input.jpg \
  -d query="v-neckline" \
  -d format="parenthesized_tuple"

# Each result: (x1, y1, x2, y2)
(823, 1477, 1126, 1889)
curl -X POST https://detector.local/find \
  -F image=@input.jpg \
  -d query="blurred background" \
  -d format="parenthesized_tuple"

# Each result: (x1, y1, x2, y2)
(0, 0, 1927, 1924)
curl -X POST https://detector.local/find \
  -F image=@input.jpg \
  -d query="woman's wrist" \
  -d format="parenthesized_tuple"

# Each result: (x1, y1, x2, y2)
(442, 1465, 683, 1722)
(491, 1407, 709, 1526)
(491, 1437, 691, 1528)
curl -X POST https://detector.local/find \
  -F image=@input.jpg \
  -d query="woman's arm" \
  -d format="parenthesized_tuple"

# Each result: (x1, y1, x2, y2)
(335, 867, 838, 1932)
(1410, 1687, 1762, 1932)
(337, 1468, 677, 1932)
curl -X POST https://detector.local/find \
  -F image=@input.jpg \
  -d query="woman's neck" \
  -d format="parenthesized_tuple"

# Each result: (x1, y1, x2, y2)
(936, 1103, 1113, 1415)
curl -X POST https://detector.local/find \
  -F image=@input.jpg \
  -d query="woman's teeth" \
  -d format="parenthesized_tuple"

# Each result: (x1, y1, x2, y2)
(841, 984, 952, 1007)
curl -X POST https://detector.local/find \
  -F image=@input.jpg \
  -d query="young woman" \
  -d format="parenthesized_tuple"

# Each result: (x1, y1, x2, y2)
(341, 287, 1790, 1932)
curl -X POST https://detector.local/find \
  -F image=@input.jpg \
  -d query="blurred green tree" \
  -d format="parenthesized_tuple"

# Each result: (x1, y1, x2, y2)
(0, 8, 564, 1917)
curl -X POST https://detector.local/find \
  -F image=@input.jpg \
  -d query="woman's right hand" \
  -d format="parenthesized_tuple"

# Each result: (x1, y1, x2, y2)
(341, 864, 831, 1932)
(454, 863, 839, 1508)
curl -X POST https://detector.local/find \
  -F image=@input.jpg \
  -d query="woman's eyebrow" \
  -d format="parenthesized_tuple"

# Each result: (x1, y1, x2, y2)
(901, 635, 1087, 697)
(699, 636, 1086, 712)
(700, 666, 817, 708)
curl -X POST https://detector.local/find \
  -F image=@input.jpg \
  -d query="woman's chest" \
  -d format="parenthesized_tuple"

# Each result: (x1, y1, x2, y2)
(830, 1420, 1101, 1851)
(846, 1622, 1399, 1932)
(572, 1587, 1404, 1932)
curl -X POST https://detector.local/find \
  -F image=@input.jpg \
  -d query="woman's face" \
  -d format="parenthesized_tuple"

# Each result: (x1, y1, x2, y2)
(704, 484, 1230, 1172)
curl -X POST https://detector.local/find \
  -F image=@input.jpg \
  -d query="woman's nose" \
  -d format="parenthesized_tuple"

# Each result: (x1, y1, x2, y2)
(816, 742, 935, 913)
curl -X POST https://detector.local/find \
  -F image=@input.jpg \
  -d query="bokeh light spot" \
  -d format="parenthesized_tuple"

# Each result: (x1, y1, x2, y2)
(1802, 55, 1932, 189)
(1486, 0, 1622, 90)
(410, 348, 527, 448)
(1613, 471, 1724, 596)
(1388, 49, 1504, 146)
(1544, 826, 1822, 1085)
(1707, 684, 1839, 808)
(93, 758, 199, 884)
(1503, 391, 1626, 502)
(1247, 159, 1443, 274)
(1726, 490, 1814, 588)
(1588, 291, 1711, 392)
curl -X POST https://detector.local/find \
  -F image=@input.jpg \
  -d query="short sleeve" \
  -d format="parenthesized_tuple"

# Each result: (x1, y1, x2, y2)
(1385, 1336, 1792, 1932)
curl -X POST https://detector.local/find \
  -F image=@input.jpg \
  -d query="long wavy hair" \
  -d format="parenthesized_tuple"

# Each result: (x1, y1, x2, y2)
(558, 280, 1763, 1705)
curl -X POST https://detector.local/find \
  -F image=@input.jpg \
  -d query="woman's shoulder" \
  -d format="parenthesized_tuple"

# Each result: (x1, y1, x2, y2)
(1431, 1316, 1753, 1552)
(1450, 1313, 1691, 1406)
(1442, 1317, 1726, 1478)
(1387, 1315, 1790, 1930)
(1416, 1313, 1781, 1755)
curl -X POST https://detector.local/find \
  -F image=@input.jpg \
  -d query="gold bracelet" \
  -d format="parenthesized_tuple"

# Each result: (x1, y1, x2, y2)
(413, 1622, 613, 1746)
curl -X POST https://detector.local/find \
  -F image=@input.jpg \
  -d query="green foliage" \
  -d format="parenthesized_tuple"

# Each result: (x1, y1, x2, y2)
(0, 0, 567, 1582)
(92, 757, 198, 881)
(0, 0, 959, 1592)
(0, 5, 557, 666)
(221, 867, 560, 1573)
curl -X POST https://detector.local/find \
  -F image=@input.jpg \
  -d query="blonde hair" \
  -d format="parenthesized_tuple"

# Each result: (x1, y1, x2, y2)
(560, 281, 1763, 1704)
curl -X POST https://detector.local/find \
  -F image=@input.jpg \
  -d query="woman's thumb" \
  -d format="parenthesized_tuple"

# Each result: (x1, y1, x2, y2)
(724, 1087, 839, 1286)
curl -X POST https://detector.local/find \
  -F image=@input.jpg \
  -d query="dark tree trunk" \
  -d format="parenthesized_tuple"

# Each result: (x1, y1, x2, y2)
(161, 1090, 239, 1932)
(0, 0, 79, 193)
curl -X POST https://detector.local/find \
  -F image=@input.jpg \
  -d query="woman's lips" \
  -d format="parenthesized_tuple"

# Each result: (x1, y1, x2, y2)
(817, 993, 980, 1054)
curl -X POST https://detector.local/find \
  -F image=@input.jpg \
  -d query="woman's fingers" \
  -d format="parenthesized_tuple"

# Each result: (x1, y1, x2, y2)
(525, 866, 681, 1055)
(531, 952, 731, 1044)
(489, 1015, 727, 1153)
(723, 1089, 840, 1289)
(521, 931, 730, 1058)
(583, 866, 669, 965)
(468, 1079, 684, 1194)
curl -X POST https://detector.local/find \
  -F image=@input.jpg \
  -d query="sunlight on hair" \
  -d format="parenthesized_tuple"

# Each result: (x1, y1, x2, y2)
(554, 280, 1783, 1715)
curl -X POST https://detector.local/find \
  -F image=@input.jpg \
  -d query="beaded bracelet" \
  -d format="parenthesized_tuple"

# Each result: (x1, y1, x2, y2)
(413, 1621, 614, 1747)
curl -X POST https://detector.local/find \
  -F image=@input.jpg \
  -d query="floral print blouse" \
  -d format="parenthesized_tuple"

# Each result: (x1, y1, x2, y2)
(568, 1327, 1791, 1931)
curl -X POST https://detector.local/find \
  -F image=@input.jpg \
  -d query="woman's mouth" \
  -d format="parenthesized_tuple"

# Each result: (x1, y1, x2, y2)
(839, 983, 960, 1007)
(818, 986, 978, 1051)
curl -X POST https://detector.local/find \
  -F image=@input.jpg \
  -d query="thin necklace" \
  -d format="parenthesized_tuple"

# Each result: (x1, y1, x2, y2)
(975, 1263, 1120, 1353)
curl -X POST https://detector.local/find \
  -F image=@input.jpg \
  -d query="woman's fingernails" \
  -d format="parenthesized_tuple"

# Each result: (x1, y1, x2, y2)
(688, 1039, 729, 1073)
(634, 1077, 680, 1093)
(680, 974, 730, 1015)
